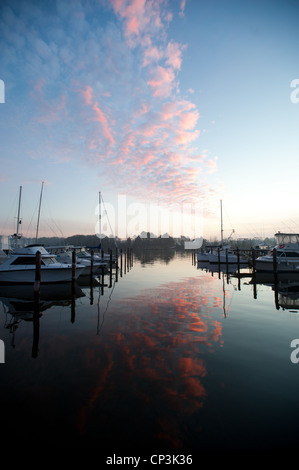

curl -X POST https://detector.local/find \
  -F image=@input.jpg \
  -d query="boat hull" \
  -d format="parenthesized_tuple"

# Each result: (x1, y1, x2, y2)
(255, 259, 299, 273)
(0, 265, 85, 284)
(197, 253, 210, 262)
(208, 252, 248, 264)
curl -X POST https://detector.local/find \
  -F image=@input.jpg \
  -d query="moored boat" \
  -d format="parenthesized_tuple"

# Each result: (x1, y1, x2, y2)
(0, 244, 86, 284)
(207, 246, 248, 264)
(55, 248, 108, 274)
(255, 233, 299, 273)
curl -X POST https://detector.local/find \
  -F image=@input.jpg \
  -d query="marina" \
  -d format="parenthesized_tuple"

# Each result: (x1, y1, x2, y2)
(1, 248, 299, 449)
(1, 0, 298, 456)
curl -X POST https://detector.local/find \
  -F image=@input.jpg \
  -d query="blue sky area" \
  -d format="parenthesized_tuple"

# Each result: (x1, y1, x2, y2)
(0, 0, 298, 241)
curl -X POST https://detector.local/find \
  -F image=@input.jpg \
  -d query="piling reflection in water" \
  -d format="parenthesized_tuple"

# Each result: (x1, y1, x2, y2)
(0, 283, 85, 357)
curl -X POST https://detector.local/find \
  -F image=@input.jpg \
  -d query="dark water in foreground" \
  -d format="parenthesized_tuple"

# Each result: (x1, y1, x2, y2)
(1, 250, 299, 450)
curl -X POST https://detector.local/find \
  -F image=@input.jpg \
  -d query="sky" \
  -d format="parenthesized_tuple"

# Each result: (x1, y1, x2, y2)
(0, 0, 299, 242)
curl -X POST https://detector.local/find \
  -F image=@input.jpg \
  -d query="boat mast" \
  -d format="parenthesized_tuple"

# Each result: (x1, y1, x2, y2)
(220, 199, 223, 245)
(99, 191, 102, 248)
(16, 185, 22, 237)
(35, 181, 44, 242)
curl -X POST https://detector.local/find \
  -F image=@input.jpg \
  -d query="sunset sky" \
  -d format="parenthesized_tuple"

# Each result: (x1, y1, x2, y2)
(0, 0, 299, 241)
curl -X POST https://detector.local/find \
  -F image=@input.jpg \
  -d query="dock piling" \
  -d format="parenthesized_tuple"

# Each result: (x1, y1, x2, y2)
(34, 250, 41, 294)
(72, 250, 76, 282)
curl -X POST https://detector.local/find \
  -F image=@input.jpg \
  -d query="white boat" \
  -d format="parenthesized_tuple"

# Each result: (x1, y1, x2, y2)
(255, 233, 299, 273)
(208, 246, 248, 264)
(56, 249, 107, 274)
(0, 249, 8, 264)
(0, 245, 86, 284)
(197, 250, 211, 262)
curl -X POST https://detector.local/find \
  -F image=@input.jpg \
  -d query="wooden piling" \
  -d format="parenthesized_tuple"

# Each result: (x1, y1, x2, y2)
(120, 248, 123, 276)
(109, 249, 113, 287)
(273, 248, 277, 274)
(34, 250, 41, 294)
(101, 265, 105, 295)
(72, 250, 76, 282)
(251, 249, 256, 272)
(90, 249, 94, 275)
(109, 248, 112, 271)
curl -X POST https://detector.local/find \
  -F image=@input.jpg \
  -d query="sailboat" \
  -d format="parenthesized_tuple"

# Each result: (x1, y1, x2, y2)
(9, 185, 23, 250)
(96, 191, 118, 264)
(203, 200, 248, 265)
(0, 183, 87, 283)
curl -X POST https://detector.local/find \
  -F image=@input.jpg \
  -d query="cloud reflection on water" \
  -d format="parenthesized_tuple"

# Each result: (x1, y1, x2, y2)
(79, 270, 228, 447)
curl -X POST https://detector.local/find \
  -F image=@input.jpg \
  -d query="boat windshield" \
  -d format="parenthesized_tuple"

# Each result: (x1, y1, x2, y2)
(275, 233, 299, 244)
(42, 256, 57, 265)
(77, 251, 89, 258)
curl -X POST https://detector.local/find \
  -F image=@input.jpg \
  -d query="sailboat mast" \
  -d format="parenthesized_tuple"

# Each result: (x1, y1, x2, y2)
(16, 185, 22, 236)
(35, 181, 44, 242)
(99, 191, 101, 238)
(220, 199, 223, 245)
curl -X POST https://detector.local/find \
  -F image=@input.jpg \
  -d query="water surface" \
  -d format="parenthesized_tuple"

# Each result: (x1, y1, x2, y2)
(1, 250, 299, 449)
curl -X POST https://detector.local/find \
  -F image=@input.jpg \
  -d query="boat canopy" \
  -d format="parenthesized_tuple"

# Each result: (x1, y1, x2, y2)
(275, 233, 299, 244)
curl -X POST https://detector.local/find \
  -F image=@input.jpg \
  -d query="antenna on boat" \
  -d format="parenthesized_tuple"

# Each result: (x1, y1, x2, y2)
(35, 181, 44, 242)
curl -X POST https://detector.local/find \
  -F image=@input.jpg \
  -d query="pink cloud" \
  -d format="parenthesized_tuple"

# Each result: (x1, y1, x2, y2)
(179, 110, 199, 130)
(175, 129, 199, 146)
(93, 102, 115, 145)
(111, 0, 148, 40)
(83, 85, 93, 105)
(143, 45, 163, 66)
(147, 66, 176, 98)
(166, 41, 185, 70)
(205, 156, 218, 173)
(179, 0, 186, 17)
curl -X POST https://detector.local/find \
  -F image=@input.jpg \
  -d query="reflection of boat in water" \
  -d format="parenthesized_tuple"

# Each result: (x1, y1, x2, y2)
(277, 282, 299, 311)
(255, 233, 299, 273)
(198, 261, 242, 276)
(0, 283, 85, 356)
(249, 272, 299, 311)
(0, 245, 86, 284)
(0, 283, 85, 316)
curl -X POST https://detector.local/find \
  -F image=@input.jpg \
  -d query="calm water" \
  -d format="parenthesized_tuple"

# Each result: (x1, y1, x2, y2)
(1, 250, 299, 450)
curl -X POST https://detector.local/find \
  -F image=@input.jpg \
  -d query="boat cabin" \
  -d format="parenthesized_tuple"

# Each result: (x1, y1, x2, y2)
(275, 232, 299, 244)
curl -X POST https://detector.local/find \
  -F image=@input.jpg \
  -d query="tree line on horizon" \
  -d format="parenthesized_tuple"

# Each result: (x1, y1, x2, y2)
(33, 233, 276, 251)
